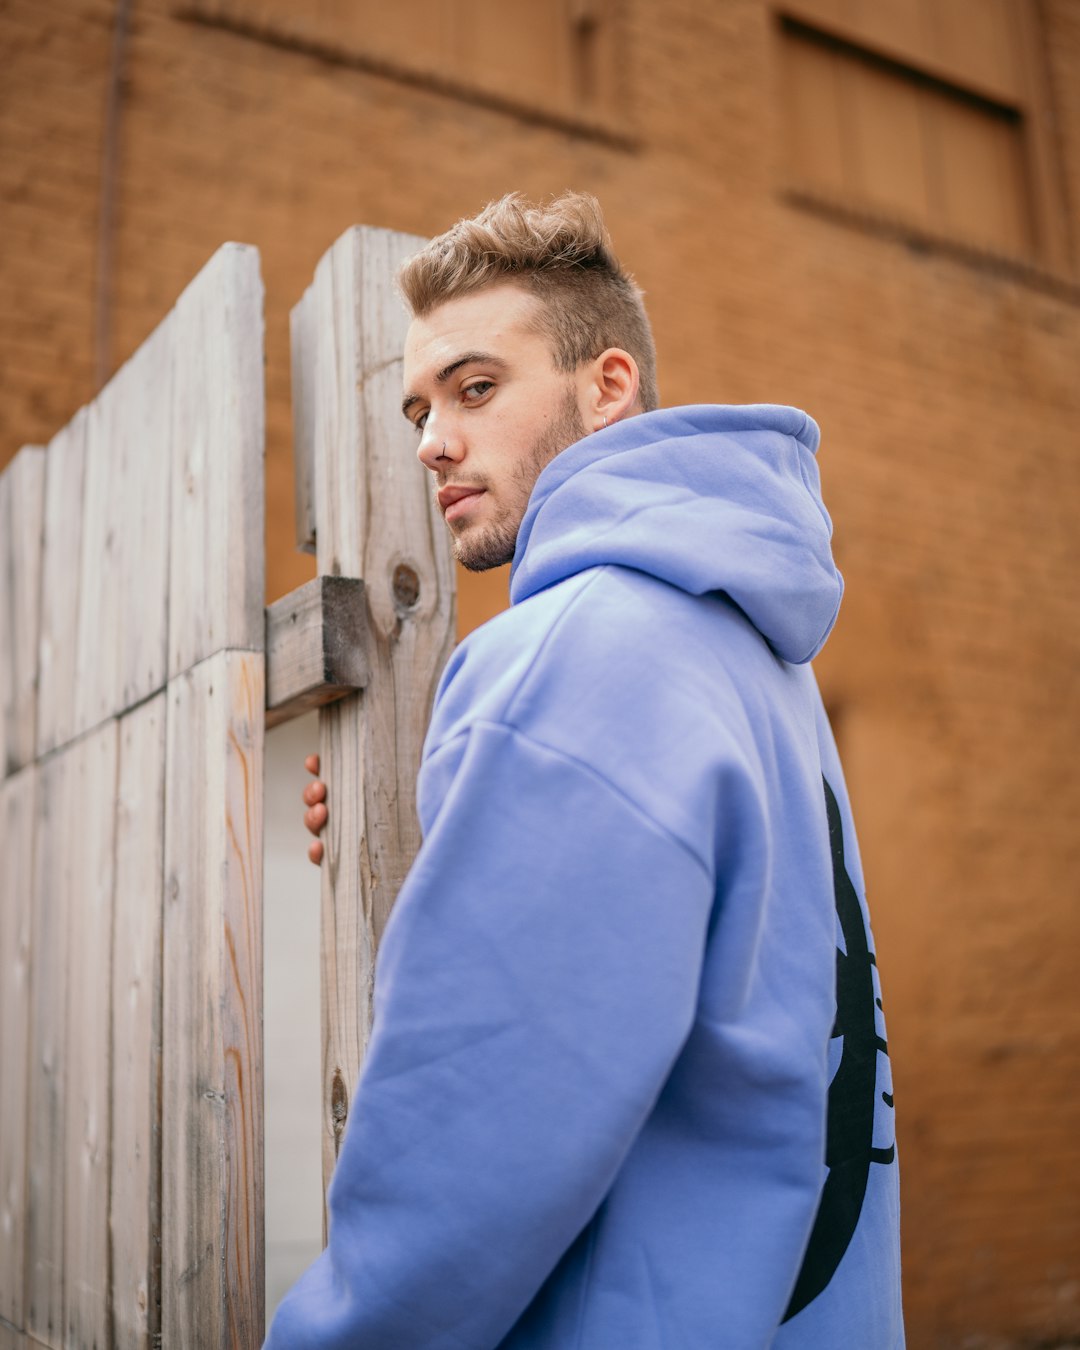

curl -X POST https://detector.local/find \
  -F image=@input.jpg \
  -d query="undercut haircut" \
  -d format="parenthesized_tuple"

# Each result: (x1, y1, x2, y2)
(399, 192, 659, 412)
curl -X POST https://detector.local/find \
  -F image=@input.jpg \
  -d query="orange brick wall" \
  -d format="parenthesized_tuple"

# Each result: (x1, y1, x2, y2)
(0, 0, 112, 457)
(4, 2, 1079, 1345)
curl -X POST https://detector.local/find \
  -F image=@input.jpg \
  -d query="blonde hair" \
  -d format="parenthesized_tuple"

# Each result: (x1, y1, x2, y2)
(399, 192, 659, 412)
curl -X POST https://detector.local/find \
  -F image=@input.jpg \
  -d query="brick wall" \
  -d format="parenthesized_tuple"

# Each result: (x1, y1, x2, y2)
(4, 1, 1078, 1344)
(0, 0, 112, 458)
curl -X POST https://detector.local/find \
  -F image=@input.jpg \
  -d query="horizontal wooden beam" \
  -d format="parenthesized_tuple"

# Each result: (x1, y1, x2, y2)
(264, 576, 369, 729)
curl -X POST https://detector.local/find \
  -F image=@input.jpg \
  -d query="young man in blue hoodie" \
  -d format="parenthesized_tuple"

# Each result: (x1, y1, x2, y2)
(271, 193, 904, 1349)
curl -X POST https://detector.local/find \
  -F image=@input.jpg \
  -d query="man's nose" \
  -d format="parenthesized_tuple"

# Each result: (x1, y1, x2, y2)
(417, 418, 464, 472)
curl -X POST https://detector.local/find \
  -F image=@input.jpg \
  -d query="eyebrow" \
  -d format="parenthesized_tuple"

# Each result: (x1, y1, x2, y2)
(401, 351, 508, 419)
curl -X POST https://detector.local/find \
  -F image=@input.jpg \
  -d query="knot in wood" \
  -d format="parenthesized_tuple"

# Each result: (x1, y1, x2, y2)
(331, 1068, 349, 1133)
(392, 562, 421, 611)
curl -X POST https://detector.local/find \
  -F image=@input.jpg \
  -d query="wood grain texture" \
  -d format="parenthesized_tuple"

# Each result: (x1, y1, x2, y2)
(15, 244, 267, 1350)
(0, 762, 37, 1331)
(0, 1324, 49, 1350)
(36, 411, 87, 758)
(74, 315, 173, 738)
(168, 244, 265, 680)
(0, 446, 45, 779)
(110, 693, 167, 1349)
(290, 283, 317, 555)
(264, 576, 369, 729)
(62, 720, 119, 1350)
(27, 723, 119, 1349)
(162, 650, 264, 1350)
(294, 225, 455, 1197)
(26, 746, 73, 1348)
(72, 373, 122, 739)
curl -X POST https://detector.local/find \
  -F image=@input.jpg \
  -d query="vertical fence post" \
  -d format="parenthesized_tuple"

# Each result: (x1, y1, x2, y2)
(0, 444, 44, 1336)
(291, 226, 456, 1207)
(161, 242, 266, 1350)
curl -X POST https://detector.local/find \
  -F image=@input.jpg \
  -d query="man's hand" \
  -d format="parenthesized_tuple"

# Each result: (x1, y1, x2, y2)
(302, 753, 328, 865)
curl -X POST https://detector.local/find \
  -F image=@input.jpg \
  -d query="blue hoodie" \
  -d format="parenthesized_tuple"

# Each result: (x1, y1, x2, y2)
(265, 405, 903, 1349)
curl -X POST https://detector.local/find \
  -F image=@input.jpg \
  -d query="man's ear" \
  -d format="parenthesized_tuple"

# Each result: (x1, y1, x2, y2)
(583, 348, 640, 431)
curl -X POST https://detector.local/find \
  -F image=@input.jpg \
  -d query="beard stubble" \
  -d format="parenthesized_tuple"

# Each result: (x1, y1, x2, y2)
(452, 387, 587, 573)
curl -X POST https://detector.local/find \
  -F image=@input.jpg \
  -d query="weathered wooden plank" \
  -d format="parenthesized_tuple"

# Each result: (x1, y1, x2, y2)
(168, 244, 265, 680)
(26, 745, 73, 1347)
(0, 1326, 50, 1350)
(72, 374, 122, 739)
(0, 445, 46, 779)
(27, 724, 117, 1346)
(297, 225, 455, 1196)
(110, 693, 167, 1349)
(120, 319, 175, 710)
(264, 576, 369, 729)
(0, 1327, 51, 1350)
(74, 315, 173, 737)
(162, 650, 264, 1350)
(0, 762, 37, 1331)
(290, 282, 317, 555)
(62, 721, 119, 1350)
(36, 411, 87, 757)
(0, 1321, 45, 1350)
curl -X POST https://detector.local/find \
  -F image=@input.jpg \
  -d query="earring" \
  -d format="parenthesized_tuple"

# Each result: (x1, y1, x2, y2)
(603, 416, 608, 428)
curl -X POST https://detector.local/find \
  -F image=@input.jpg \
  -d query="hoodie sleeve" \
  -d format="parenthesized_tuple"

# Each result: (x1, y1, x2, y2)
(263, 719, 715, 1350)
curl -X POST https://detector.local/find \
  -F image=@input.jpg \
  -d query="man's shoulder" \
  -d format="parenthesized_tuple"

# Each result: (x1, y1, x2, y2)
(454, 563, 707, 688)
(428, 563, 771, 755)
(419, 562, 788, 857)
(427, 568, 609, 747)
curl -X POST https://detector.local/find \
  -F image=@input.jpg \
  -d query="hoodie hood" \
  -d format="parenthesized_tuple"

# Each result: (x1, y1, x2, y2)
(509, 404, 842, 665)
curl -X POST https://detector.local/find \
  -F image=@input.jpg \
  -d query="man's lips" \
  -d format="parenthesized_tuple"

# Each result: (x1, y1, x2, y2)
(437, 484, 486, 522)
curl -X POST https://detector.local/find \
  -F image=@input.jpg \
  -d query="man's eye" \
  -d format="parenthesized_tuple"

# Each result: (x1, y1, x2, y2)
(463, 381, 493, 402)
(414, 411, 428, 431)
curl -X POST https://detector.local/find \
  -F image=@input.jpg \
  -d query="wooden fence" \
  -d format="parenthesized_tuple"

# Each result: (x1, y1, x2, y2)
(0, 226, 454, 1348)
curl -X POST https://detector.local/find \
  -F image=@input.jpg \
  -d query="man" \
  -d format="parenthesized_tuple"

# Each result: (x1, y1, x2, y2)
(267, 192, 903, 1348)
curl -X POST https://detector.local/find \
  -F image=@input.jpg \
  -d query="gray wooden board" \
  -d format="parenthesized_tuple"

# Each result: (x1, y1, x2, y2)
(0, 762, 37, 1330)
(290, 282, 317, 555)
(26, 743, 73, 1346)
(74, 313, 173, 737)
(162, 650, 264, 1350)
(73, 372, 122, 738)
(0, 446, 45, 778)
(110, 693, 167, 1348)
(35, 411, 88, 757)
(62, 720, 119, 1349)
(316, 692, 371, 1196)
(0, 1323, 48, 1350)
(168, 244, 265, 681)
(264, 575, 369, 729)
(297, 224, 455, 1198)
(119, 316, 174, 708)
(27, 722, 118, 1347)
